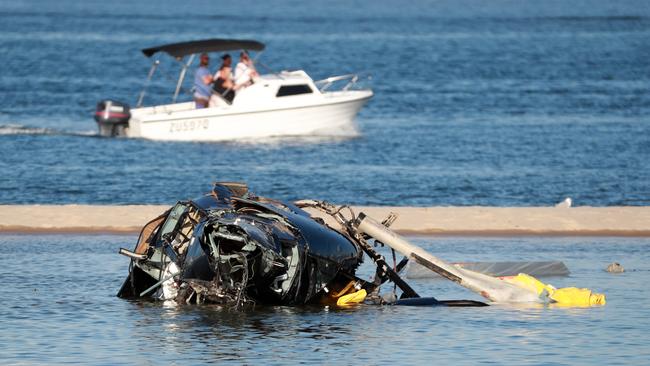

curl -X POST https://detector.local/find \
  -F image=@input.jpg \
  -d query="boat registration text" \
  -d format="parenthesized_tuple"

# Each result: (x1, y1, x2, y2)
(169, 119, 209, 133)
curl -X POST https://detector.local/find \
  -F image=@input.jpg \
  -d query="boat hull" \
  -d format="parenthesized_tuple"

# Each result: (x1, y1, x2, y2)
(126, 91, 371, 141)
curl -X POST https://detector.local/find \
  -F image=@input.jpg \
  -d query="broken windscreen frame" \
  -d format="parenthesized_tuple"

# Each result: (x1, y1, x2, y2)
(134, 211, 169, 255)
(155, 203, 188, 247)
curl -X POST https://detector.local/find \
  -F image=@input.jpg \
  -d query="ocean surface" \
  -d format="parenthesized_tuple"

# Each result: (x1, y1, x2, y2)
(1, 234, 649, 365)
(1, 0, 649, 206)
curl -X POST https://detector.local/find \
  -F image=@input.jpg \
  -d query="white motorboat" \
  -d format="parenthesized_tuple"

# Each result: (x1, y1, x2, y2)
(94, 39, 372, 141)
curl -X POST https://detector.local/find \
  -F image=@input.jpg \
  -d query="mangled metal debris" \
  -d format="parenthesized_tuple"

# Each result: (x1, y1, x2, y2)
(117, 182, 605, 308)
(119, 183, 364, 307)
(118, 182, 482, 307)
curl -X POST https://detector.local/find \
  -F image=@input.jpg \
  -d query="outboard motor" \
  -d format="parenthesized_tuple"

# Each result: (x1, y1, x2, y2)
(94, 100, 131, 137)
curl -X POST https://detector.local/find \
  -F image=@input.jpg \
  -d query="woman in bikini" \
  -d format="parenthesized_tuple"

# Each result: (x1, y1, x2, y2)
(212, 54, 236, 104)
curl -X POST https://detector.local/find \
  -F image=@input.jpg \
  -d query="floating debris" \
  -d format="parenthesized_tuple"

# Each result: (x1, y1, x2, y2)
(117, 182, 605, 308)
(117, 182, 483, 308)
(606, 262, 625, 273)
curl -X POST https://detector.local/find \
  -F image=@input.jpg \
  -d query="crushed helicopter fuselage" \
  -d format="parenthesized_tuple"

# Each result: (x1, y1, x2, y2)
(117, 182, 487, 308)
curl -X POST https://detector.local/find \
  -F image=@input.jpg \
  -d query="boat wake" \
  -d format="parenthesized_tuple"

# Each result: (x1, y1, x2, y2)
(0, 123, 360, 144)
(0, 124, 98, 137)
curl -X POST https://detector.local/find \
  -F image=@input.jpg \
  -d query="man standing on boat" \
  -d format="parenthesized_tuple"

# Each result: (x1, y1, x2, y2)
(234, 51, 258, 89)
(193, 53, 213, 108)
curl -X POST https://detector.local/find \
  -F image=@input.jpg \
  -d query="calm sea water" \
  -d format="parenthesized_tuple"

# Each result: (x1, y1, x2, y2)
(0, 234, 649, 365)
(0, 0, 649, 206)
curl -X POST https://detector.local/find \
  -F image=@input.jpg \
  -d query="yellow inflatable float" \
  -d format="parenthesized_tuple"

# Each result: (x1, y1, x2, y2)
(502, 273, 606, 307)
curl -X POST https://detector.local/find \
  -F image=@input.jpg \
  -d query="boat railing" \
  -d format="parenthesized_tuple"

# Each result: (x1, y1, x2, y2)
(136, 57, 196, 108)
(314, 74, 360, 92)
(136, 60, 160, 108)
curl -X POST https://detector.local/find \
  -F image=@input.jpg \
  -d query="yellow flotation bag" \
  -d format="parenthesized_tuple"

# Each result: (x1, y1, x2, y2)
(504, 273, 606, 307)
(550, 287, 606, 307)
(503, 273, 554, 296)
(336, 289, 367, 306)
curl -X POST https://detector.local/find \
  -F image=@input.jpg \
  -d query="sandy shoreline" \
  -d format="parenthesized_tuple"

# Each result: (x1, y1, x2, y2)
(1, 204, 649, 236)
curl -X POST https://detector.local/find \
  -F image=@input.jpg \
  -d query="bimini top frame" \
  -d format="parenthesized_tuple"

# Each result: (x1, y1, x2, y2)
(137, 38, 266, 107)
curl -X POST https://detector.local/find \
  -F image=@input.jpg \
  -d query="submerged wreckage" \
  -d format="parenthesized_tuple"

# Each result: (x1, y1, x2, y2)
(118, 182, 606, 308)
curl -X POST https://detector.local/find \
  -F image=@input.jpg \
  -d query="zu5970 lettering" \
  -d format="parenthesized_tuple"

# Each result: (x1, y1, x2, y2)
(169, 119, 209, 133)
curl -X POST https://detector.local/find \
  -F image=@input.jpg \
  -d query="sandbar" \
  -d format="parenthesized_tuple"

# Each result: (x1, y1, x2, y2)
(1, 204, 648, 236)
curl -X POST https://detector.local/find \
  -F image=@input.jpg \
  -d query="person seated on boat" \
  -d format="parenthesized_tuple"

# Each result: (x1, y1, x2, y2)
(233, 51, 259, 90)
(211, 54, 236, 104)
(193, 53, 213, 109)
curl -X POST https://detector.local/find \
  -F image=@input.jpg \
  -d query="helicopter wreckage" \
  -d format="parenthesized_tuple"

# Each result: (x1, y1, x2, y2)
(118, 182, 605, 308)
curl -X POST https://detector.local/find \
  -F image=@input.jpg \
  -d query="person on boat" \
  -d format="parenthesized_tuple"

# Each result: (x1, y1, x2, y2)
(212, 54, 235, 104)
(193, 53, 213, 108)
(233, 51, 259, 90)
